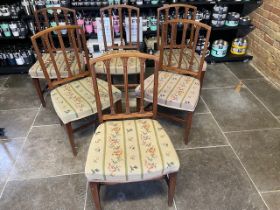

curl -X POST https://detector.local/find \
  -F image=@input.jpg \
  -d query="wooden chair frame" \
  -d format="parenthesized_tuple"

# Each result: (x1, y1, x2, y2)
(32, 7, 78, 107)
(31, 25, 96, 156)
(89, 52, 177, 210)
(100, 5, 140, 51)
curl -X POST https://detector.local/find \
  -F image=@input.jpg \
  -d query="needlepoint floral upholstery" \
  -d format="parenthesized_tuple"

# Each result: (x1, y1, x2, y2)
(135, 71, 200, 112)
(155, 48, 207, 72)
(29, 51, 85, 78)
(85, 119, 180, 182)
(51, 77, 122, 124)
(94, 50, 142, 75)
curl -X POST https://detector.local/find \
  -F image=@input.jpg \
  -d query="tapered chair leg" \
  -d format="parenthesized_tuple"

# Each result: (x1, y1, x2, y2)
(168, 173, 177, 206)
(32, 78, 46, 107)
(184, 111, 193, 145)
(65, 122, 77, 156)
(90, 182, 101, 210)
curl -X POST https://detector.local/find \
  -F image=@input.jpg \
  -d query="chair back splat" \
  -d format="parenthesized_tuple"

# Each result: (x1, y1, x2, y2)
(157, 4, 197, 47)
(159, 19, 211, 80)
(31, 25, 90, 89)
(100, 5, 140, 51)
(90, 52, 159, 123)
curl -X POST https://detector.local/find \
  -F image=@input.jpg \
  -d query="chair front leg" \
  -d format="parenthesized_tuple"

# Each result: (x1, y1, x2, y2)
(168, 173, 177, 206)
(32, 78, 46, 107)
(184, 111, 193, 145)
(90, 182, 101, 210)
(65, 122, 77, 156)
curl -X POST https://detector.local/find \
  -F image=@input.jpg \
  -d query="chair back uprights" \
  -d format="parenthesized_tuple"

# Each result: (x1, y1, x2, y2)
(157, 4, 197, 47)
(159, 19, 211, 80)
(31, 25, 90, 89)
(90, 52, 159, 123)
(100, 5, 140, 51)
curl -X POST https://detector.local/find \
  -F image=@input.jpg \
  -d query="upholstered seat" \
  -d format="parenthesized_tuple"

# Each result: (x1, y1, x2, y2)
(85, 119, 180, 182)
(51, 77, 122, 124)
(94, 50, 142, 75)
(135, 71, 200, 112)
(29, 51, 85, 78)
(155, 48, 207, 72)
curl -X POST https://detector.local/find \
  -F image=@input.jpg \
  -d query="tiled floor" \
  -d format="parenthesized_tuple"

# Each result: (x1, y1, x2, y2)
(0, 62, 280, 210)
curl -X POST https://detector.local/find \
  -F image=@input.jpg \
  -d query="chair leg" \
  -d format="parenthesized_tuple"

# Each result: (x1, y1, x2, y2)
(168, 173, 177, 207)
(90, 182, 101, 210)
(184, 111, 193, 145)
(65, 122, 77, 156)
(136, 97, 141, 112)
(115, 100, 122, 113)
(32, 78, 46, 107)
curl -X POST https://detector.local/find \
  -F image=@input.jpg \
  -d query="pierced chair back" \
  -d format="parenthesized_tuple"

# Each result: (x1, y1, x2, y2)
(159, 19, 211, 80)
(31, 25, 90, 89)
(157, 4, 197, 47)
(90, 52, 159, 123)
(100, 5, 140, 51)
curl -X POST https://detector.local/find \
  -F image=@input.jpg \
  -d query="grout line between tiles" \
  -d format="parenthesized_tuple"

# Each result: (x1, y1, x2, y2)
(173, 199, 178, 210)
(194, 112, 210, 115)
(84, 183, 89, 210)
(0, 105, 41, 199)
(241, 78, 265, 81)
(202, 86, 236, 90)
(0, 137, 26, 141)
(223, 127, 280, 134)
(32, 123, 61, 128)
(200, 96, 270, 210)
(176, 145, 229, 151)
(261, 189, 280, 194)
(0, 107, 40, 112)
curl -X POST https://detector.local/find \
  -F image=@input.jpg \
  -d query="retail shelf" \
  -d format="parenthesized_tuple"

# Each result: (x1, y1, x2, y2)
(0, 64, 33, 74)
(0, 36, 30, 41)
(0, 15, 20, 21)
(206, 53, 253, 63)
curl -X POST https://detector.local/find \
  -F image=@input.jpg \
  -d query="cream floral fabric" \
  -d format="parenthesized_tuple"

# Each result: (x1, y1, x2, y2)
(29, 51, 85, 78)
(155, 48, 207, 72)
(51, 77, 121, 124)
(135, 71, 200, 112)
(85, 119, 180, 182)
(94, 50, 142, 75)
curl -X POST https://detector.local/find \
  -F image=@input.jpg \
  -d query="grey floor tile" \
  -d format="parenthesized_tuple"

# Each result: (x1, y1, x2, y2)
(159, 113, 227, 149)
(0, 109, 38, 139)
(10, 124, 93, 180)
(226, 129, 280, 192)
(0, 138, 24, 193)
(202, 88, 280, 132)
(0, 75, 41, 110)
(226, 62, 263, 80)
(244, 78, 280, 116)
(34, 95, 60, 126)
(195, 97, 209, 114)
(85, 180, 175, 210)
(0, 174, 87, 210)
(202, 64, 239, 89)
(262, 192, 280, 210)
(175, 148, 267, 210)
(0, 77, 8, 95)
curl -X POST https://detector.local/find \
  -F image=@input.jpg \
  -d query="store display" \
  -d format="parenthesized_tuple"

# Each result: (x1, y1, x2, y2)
(239, 16, 251, 26)
(230, 37, 248, 55)
(0, 47, 35, 66)
(211, 5, 228, 27)
(211, 39, 228, 58)
(196, 36, 210, 57)
(225, 12, 240, 27)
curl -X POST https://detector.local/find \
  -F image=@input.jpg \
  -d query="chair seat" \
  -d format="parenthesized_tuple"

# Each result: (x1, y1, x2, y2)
(29, 51, 85, 79)
(155, 48, 207, 72)
(135, 71, 200, 112)
(51, 77, 121, 124)
(85, 119, 180, 182)
(94, 50, 142, 75)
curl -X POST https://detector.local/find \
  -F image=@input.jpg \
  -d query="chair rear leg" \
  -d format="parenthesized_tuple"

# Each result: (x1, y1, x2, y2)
(90, 182, 101, 210)
(184, 111, 193, 145)
(65, 122, 77, 156)
(32, 78, 46, 107)
(168, 173, 177, 206)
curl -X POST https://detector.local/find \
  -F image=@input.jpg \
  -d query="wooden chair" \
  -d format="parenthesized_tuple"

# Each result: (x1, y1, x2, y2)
(29, 7, 78, 107)
(94, 5, 141, 86)
(31, 25, 122, 156)
(156, 4, 208, 83)
(136, 19, 211, 144)
(85, 51, 180, 210)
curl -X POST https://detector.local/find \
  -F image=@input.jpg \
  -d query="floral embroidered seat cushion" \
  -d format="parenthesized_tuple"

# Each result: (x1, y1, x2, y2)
(155, 48, 207, 72)
(94, 50, 142, 75)
(135, 71, 200, 112)
(29, 51, 85, 78)
(51, 77, 122, 124)
(85, 119, 180, 182)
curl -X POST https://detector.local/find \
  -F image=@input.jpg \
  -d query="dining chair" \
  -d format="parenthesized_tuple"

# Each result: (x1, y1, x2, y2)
(29, 7, 78, 107)
(136, 19, 211, 144)
(94, 5, 141, 87)
(31, 25, 122, 156)
(85, 51, 180, 210)
(156, 4, 208, 83)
